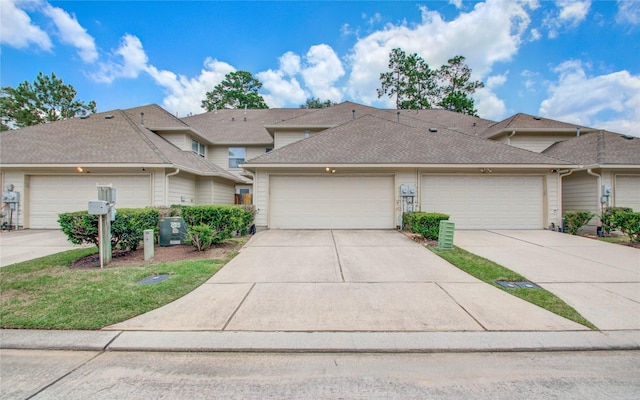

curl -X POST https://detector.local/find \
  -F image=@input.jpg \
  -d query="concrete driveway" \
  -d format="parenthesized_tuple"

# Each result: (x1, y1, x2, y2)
(455, 230, 640, 330)
(0, 230, 84, 268)
(108, 230, 586, 332)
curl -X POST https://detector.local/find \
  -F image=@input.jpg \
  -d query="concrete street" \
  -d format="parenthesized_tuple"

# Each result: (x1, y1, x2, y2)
(2, 349, 638, 399)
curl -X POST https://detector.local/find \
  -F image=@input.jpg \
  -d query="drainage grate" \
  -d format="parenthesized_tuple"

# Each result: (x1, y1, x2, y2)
(136, 274, 171, 285)
(495, 280, 540, 289)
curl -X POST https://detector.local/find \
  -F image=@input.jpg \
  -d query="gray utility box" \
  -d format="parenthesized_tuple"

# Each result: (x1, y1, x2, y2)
(159, 217, 188, 247)
(88, 200, 109, 215)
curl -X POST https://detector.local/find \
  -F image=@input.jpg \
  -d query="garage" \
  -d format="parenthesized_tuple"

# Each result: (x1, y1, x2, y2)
(28, 175, 152, 229)
(269, 175, 394, 229)
(421, 175, 543, 229)
(615, 175, 640, 210)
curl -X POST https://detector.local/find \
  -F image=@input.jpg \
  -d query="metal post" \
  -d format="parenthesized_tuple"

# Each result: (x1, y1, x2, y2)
(143, 229, 154, 261)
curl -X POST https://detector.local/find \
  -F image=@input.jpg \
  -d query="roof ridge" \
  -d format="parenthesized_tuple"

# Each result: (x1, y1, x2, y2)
(119, 110, 173, 164)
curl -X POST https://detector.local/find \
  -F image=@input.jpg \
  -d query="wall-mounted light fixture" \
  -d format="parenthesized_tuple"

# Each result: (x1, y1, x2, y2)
(76, 166, 83, 173)
(480, 168, 493, 173)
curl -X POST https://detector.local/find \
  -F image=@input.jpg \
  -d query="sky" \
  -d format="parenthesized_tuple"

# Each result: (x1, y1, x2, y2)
(1, 0, 639, 136)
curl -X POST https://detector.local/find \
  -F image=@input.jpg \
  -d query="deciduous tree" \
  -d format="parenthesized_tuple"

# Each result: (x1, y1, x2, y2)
(300, 97, 336, 108)
(437, 55, 484, 116)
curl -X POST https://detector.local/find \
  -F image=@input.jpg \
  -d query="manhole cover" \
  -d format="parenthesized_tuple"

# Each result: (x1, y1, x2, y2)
(495, 280, 519, 289)
(514, 281, 541, 289)
(136, 274, 171, 285)
(495, 280, 540, 289)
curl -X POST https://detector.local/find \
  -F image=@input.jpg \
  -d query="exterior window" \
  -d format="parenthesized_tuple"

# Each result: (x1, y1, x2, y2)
(228, 147, 245, 168)
(191, 139, 205, 157)
(265, 147, 273, 153)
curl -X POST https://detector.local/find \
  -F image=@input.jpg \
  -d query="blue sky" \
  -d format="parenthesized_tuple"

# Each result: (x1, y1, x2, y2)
(2, 0, 639, 135)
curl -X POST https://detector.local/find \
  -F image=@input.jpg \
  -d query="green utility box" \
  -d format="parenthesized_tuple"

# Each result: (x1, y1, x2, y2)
(159, 217, 188, 246)
(437, 221, 455, 251)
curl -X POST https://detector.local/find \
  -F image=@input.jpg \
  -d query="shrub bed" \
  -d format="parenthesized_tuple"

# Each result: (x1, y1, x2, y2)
(563, 210, 595, 235)
(403, 212, 450, 240)
(176, 205, 256, 251)
(58, 208, 160, 251)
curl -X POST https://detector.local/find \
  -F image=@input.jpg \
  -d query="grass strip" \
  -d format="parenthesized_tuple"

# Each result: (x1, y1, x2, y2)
(430, 246, 597, 330)
(0, 239, 246, 330)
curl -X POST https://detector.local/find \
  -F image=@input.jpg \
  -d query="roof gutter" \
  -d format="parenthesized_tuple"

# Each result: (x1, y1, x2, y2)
(165, 168, 180, 206)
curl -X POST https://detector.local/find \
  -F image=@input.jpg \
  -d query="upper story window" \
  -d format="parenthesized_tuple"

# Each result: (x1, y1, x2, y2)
(228, 147, 245, 168)
(192, 139, 205, 157)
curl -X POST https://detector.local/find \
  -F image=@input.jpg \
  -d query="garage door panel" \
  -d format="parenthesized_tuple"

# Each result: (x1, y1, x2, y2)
(615, 175, 640, 211)
(270, 176, 394, 229)
(29, 175, 151, 229)
(421, 175, 543, 229)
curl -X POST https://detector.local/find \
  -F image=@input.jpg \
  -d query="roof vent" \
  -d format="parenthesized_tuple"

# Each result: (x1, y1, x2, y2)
(533, 116, 541, 120)
(429, 128, 438, 132)
(231, 117, 235, 121)
(104, 115, 114, 119)
(397, 111, 400, 123)
(243, 117, 247, 122)
(80, 115, 89, 119)
(352, 109, 356, 120)
(140, 112, 145, 126)
(622, 135, 635, 140)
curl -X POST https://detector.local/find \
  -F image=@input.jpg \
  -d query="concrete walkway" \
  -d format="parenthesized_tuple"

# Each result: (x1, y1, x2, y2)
(106, 230, 586, 332)
(0, 230, 85, 267)
(455, 230, 640, 331)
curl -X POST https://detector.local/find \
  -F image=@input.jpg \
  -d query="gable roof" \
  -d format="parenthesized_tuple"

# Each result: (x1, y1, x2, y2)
(543, 130, 640, 165)
(480, 113, 595, 139)
(182, 108, 314, 144)
(393, 108, 494, 136)
(124, 104, 191, 130)
(0, 109, 243, 182)
(245, 115, 570, 166)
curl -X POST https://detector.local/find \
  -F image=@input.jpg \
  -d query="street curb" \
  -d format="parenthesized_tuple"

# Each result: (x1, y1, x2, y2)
(2, 329, 639, 353)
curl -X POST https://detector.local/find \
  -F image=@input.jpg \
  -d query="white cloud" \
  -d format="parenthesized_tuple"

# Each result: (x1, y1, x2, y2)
(539, 60, 640, 136)
(543, 0, 591, 38)
(149, 58, 236, 116)
(41, 3, 97, 63)
(0, 0, 52, 50)
(91, 34, 149, 83)
(616, 0, 640, 25)
(474, 73, 508, 120)
(346, 0, 537, 109)
(300, 44, 345, 102)
(278, 51, 301, 76)
(257, 69, 307, 108)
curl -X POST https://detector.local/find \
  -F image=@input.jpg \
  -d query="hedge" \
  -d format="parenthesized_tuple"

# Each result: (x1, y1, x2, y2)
(563, 210, 595, 235)
(175, 205, 256, 250)
(403, 212, 450, 240)
(600, 207, 639, 242)
(58, 208, 160, 251)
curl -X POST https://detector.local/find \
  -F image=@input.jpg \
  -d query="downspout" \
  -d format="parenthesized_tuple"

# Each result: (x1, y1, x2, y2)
(586, 168, 602, 229)
(556, 169, 575, 230)
(507, 130, 516, 145)
(165, 168, 180, 206)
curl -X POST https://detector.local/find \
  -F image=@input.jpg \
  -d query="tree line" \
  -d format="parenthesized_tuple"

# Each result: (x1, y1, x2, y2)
(1, 48, 483, 130)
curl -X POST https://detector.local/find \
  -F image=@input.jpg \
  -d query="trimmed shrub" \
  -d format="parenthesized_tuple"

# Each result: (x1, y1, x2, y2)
(403, 212, 450, 240)
(616, 210, 640, 242)
(563, 210, 595, 235)
(58, 208, 160, 251)
(185, 224, 215, 251)
(601, 207, 633, 235)
(179, 205, 256, 250)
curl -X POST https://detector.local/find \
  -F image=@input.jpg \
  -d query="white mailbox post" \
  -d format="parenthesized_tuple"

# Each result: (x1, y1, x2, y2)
(88, 186, 116, 268)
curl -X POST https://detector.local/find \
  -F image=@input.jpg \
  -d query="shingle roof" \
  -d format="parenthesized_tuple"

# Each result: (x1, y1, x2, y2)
(0, 110, 242, 182)
(182, 108, 314, 144)
(393, 108, 495, 136)
(267, 101, 384, 128)
(543, 130, 640, 165)
(124, 104, 191, 130)
(480, 113, 589, 139)
(246, 115, 570, 166)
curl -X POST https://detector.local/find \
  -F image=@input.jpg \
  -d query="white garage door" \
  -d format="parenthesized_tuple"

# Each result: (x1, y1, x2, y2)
(615, 175, 640, 211)
(29, 175, 151, 229)
(421, 175, 543, 229)
(269, 175, 394, 229)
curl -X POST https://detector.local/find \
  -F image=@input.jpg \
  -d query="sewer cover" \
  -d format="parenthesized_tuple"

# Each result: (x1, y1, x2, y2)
(495, 280, 519, 289)
(514, 281, 541, 289)
(136, 274, 171, 285)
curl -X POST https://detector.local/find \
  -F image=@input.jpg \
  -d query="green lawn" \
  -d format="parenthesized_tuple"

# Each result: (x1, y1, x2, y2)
(0, 239, 246, 330)
(430, 246, 597, 330)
